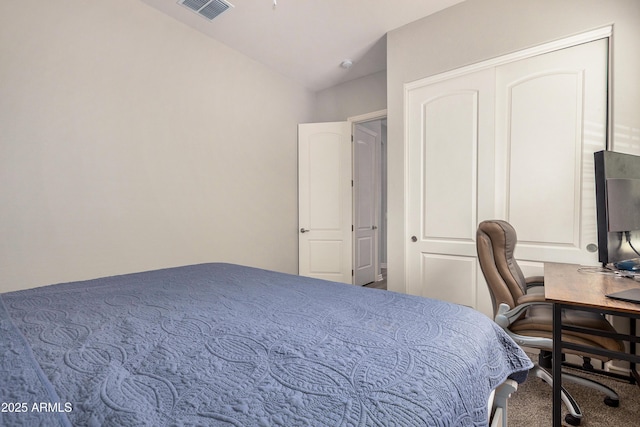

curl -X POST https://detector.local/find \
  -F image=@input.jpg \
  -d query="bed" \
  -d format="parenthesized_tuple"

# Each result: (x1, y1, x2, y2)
(1, 263, 532, 426)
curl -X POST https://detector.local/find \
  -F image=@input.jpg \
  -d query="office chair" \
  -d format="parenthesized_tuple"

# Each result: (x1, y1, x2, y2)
(476, 220, 625, 426)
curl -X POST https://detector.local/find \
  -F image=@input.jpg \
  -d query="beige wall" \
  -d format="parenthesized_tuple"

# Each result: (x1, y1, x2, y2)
(386, 0, 640, 293)
(0, 0, 315, 291)
(3, 0, 638, 294)
(314, 71, 387, 122)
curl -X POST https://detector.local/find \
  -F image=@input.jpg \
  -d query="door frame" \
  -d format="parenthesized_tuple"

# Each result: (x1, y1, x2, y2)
(402, 26, 613, 294)
(348, 110, 387, 284)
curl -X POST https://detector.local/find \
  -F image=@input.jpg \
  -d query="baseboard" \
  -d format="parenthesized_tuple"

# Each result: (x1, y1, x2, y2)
(521, 348, 631, 377)
(606, 362, 631, 376)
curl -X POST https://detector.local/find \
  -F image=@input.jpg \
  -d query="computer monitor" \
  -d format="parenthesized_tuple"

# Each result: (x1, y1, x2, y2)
(594, 150, 640, 266)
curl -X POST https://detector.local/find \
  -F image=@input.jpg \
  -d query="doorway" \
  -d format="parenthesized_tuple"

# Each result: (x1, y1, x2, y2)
(297, 111, 387, 286)
(353, 117, 387, 286)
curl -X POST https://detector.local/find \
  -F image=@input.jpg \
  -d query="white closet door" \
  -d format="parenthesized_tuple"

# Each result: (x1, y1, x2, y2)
(405, 37, 608, 315)
(406, 68, 495, 309)
(494, 38, 608, 266)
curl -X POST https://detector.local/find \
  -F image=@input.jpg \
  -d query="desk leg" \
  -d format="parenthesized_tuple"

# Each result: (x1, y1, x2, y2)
(632, 318, 639, 385)
(552, 303, 562, 427)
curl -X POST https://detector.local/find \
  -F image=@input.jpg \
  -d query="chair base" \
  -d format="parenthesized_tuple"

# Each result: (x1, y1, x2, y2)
(532, 360, 620, 426)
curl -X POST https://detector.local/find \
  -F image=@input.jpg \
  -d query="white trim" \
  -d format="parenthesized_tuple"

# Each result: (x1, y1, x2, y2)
(606, 31, 614, 150)
(348, 109, 387, 124)
(404, 26, 613, 91)
(605, 361, 631, 377)
(402, 82, 411, 294)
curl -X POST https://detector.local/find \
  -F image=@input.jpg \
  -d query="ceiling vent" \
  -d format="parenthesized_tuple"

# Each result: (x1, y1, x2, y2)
(178, 0, 234, 21)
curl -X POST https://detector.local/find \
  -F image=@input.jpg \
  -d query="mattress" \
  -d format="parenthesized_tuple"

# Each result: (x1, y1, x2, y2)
(0, 263, 532, 426)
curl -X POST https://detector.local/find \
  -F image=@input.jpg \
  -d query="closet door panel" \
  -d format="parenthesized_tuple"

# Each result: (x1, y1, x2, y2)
(495, 39, 608, 265)
(405, 68, 495, 308)
(407, 253, 476, 308)
(508, 72, 581, 245)
(421, 91, 477, 240)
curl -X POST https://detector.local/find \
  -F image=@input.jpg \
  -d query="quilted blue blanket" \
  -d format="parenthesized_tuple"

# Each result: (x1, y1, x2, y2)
(1, 263, 532, 426)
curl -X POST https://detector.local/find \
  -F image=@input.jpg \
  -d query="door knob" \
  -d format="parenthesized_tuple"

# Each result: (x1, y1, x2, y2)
(300, 228, 310, 233)
(372, 225, 378, 230)
(411, 236, 417, 242)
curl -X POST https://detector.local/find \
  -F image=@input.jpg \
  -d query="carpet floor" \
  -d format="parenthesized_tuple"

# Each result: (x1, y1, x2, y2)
(508, 355, 640, 426)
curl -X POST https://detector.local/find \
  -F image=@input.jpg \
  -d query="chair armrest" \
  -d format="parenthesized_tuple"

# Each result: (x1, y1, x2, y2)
(525, 276, 544, 288)
(517, 293, 546, 305)
(494, 302, 554, 349)
(494, 301, 554, 329)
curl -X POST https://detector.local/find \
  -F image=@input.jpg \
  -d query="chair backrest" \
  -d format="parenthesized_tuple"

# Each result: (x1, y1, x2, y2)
(476, 220, 528, 316)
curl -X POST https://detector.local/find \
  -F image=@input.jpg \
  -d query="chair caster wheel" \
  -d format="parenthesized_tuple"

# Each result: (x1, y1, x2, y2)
(604, 397, 619, 407)
(565, 414, 581, 426)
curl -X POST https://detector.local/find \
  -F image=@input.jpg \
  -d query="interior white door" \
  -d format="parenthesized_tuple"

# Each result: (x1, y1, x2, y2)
(494, 38, 608, 266)
(298, 122, 352, 283)
(406, 68, 496, 309)
(353, 124, 378, 285)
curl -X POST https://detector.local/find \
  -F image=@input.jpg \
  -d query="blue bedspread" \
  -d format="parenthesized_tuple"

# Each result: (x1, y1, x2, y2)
(1, 263, 532, 426)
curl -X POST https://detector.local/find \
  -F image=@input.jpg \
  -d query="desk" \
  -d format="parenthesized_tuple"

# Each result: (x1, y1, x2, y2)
(544, 262, 640, 427)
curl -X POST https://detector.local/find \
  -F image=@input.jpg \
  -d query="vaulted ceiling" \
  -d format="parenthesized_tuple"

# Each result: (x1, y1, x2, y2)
(140, 0, 465, 91)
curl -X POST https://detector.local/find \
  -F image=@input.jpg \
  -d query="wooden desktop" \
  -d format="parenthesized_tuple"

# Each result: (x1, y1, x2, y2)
(545, 262, 640, 314)
(544, 262, 640, 427)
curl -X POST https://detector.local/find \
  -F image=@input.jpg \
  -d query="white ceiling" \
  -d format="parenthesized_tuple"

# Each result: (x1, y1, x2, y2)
(139, 0, 465, 91)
